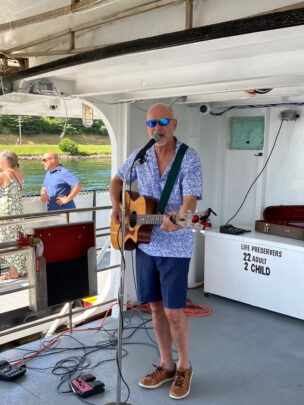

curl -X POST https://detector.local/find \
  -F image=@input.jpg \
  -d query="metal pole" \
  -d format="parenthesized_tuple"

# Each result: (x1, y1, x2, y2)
(92, 190, 96, 222)
(68, 301, 73, 331)
(107, 160, 143, 405)
(18, 115, 22, 145)
(115, 182, 127, 405)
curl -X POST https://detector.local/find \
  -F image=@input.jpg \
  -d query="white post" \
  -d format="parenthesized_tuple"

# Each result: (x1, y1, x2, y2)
(18, 115, 22, 145)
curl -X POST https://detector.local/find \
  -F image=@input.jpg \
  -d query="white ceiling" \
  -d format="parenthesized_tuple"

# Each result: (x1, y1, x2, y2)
(1, 0, 303, 59)
(9, 24, 304, 104)
(0, 0, 184, 56)
(2, 0, 304, 116)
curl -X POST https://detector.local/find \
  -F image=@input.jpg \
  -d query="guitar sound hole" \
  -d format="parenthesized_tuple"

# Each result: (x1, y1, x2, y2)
(129, 211, 137, 228)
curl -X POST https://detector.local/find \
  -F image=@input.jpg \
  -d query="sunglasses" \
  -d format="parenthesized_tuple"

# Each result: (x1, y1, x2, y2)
(42, 158, 51, 162)
(146, 118, 172, 128)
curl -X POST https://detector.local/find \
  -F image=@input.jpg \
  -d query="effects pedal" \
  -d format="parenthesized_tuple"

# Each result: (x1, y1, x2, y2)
(70, 374, 105, 398)
(0, 360, 26, 381)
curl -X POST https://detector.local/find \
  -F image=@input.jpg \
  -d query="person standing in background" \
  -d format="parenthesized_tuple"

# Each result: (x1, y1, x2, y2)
(0, 150, 27, 280)
(40, 152, 82, 211)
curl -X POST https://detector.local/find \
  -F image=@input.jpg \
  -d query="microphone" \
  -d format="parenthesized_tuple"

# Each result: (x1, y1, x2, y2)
(135, 133, 160, 160)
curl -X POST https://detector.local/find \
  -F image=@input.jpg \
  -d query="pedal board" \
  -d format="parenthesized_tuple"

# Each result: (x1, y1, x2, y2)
(0, 360, 26, 381)
(70, 374, 105, 398)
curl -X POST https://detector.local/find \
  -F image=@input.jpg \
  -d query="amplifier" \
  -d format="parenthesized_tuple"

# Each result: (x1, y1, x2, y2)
(28, 222, 97, 311)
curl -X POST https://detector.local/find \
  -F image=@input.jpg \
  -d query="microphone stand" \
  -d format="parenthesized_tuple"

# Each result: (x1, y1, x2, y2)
(106, 157, 145, 405)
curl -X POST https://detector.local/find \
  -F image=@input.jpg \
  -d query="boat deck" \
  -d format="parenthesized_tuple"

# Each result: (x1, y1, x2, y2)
(0, 287, 303, 405)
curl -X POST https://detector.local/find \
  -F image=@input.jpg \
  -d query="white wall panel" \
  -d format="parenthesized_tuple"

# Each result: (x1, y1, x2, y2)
(263, 107, 304, 206)
(122, 100, 304, 298)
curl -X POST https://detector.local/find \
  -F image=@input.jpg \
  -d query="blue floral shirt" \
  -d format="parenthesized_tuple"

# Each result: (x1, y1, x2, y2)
(117, 138, 202, 258)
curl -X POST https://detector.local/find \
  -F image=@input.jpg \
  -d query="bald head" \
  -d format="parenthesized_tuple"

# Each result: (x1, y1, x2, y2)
(42, 151, 59, 172)
(146, 103, 174, 120)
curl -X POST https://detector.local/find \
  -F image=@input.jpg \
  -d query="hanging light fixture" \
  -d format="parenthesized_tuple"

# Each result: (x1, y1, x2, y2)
(82, 104, 93, 127)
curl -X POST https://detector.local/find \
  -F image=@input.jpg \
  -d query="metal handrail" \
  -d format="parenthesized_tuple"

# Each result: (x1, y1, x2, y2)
(0, 204, 112, 222)
(0, 298, 117, 338)
(0, 202, 120, 342)
(22, 188, 110, 198)
(96, 232, 111, 237)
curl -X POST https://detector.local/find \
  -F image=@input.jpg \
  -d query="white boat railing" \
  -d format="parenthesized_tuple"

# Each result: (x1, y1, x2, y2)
(0, 192, 121, 345)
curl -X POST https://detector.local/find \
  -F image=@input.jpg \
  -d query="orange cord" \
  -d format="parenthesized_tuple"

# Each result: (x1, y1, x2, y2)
(13, 301, 119, 366)
(13, 299, 211, 366)
(139, 300, 211, 317)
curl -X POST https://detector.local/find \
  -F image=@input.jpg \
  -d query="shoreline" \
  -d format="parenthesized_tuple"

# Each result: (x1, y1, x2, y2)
(19, 154, 111, 160)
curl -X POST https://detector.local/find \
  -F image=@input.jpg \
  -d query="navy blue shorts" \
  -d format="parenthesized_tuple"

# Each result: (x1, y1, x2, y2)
(135, 248, 191, 309)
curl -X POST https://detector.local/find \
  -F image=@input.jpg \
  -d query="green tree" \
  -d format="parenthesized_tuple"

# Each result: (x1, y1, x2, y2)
(0, 115, 108, 137)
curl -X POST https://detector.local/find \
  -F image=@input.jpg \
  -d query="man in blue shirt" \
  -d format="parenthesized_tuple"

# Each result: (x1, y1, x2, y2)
(40, 152, 82, 211)
(110, 102, 202, 400)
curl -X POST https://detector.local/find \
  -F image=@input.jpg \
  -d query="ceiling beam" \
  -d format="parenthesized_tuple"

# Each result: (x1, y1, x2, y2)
(3, 0, 302, 34)
(72, 0, 115, 12)
(10, 45, 113, 57)
(185, 0, 193, 29)
(4, 0, 180, 54)
(6, 29, 72, 54)
(71, 0, 181, 33)
(4, 6, 304, 91)
(0, 6, 71, 31)
(69, 31, 76, 51)
(0, 0, 119, 31)
(0, 0, 179, 32)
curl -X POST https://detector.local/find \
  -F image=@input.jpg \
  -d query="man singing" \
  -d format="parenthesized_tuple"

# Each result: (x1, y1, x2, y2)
(110, 102, 202, 400)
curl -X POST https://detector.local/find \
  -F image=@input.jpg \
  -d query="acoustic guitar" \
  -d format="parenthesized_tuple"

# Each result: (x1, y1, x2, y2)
(110, 191, 209, 250)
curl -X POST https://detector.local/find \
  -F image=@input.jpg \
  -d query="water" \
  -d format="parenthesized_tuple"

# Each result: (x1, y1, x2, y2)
(19, 158, 112, 195)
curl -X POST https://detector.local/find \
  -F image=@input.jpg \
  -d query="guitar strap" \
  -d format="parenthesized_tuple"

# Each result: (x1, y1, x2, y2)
(156, 143, 188, 214)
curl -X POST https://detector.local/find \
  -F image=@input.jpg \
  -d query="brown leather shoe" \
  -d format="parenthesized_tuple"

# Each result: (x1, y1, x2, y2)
(169, 363, 193, 399)
(139, 363, 176, 389)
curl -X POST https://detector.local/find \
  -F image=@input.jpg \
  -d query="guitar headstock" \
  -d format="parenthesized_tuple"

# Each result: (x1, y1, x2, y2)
(177, 210, 213, 231)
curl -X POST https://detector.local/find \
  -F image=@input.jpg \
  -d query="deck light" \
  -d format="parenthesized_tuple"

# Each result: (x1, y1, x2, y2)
(82, 104, 93, 127)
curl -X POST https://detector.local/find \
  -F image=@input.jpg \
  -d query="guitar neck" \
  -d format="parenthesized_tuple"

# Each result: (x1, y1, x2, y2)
(136, 214, 167, 225)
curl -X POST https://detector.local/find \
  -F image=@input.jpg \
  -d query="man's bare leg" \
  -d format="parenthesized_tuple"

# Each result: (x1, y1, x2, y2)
(150, 301, 174, 366)
(165, 308, 190, 368)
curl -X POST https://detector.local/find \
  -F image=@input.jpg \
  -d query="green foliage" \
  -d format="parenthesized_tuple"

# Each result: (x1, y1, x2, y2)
(0, 115, 108, 136)
(59, 138, 79, 155)
(65, 123, 80, 135)
(41, 117, 65, 134)
(0, 115, 19, 134)
(0, 144, 112, 155)
(100, 124, 108, 136)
